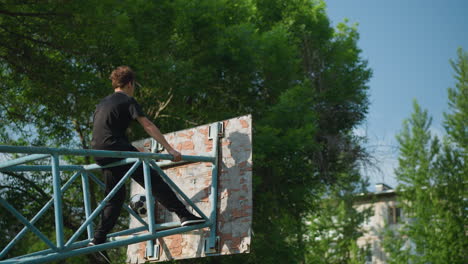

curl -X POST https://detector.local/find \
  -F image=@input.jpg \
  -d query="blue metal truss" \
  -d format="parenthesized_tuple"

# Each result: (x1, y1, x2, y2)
(0, 123, 221, 263)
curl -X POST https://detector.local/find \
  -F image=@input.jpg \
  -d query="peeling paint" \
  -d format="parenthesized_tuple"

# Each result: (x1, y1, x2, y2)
(127, 115, 252, 263)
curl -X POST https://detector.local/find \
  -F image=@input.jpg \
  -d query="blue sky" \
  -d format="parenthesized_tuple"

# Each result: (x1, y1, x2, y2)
(325, 0, 468, 189)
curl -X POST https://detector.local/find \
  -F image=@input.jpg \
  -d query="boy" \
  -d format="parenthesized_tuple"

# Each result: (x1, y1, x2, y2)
(89, 66, 204, 262)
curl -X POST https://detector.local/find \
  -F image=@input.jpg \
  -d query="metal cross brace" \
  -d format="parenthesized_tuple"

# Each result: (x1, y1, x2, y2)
(0, 124, 221, 264)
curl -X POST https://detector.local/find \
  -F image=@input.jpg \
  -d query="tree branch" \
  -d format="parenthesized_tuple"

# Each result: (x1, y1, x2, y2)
(155, 87, 174, 118)
(1, 171, 49, 198)
(0, 185, 41, 201)
(146, 87, 173, 120)
(72, 119, 88, 150)
(0, 25, 53, 48)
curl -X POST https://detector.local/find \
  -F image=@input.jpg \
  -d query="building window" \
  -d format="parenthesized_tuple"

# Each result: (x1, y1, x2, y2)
(388, 206, 401, 224)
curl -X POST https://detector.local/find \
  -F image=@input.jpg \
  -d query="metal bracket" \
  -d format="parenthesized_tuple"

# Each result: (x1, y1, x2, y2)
(145, 242, 160, 261)
(209, 122, 224, 140)
(204, 236, 220, 255)
(150, 139, 164, 153)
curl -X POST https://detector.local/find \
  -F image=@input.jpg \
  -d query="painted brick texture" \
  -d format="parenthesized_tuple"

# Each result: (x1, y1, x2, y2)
(126, 115, 252, 263)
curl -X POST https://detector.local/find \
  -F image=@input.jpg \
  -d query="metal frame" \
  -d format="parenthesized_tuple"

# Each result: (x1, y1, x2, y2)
(0, 123, 221, 264)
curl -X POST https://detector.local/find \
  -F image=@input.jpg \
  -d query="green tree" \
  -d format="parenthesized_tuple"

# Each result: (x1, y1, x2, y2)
(305, 188, 372, 264)
(383, 49, 467, 263)
(445, 48, 468, 150)
(1, 1, 372, 263)
(0, 2, 138, 262)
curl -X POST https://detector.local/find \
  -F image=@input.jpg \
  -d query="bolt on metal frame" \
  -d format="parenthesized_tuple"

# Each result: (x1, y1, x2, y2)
(0, 123, 221, 264)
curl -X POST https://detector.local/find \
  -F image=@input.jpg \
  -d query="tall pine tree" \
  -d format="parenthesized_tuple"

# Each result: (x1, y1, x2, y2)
(383, 49, 467, 264)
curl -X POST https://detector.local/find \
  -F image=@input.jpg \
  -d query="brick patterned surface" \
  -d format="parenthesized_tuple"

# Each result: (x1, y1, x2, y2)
(126, 115, 252, 263)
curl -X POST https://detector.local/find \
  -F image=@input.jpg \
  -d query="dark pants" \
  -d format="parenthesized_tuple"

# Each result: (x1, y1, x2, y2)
(93, 158, 189, 244)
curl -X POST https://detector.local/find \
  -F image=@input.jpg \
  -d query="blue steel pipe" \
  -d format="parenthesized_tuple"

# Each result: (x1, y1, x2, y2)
(64, 161, 141, 248)
(82, 158, 139, 170)
(0, 197, 59, 252)
(206, 123, 221, 251)
(107, 226, 147, 239)
(0, 145, 214, 163)
(0, 165, 83, 172)
(2, 221, 210, 263)
(1, 158, 199, 172)
(0, 222, 210, 264)
(81, 172, 94, 239)
(0, 154, 49, 169)
(0, 171, 82, 258)
(87, 172, 149, 228)
(51, 154, 65, 249)
(14, 225, 149, 260)
(147, 240, 155, 258)
(142, 160, 156, 234)
(0, 158, 139, 172)
(7, 236, 96, 261)
(0, 143, 218, 262)
(107, 221, 192, 241)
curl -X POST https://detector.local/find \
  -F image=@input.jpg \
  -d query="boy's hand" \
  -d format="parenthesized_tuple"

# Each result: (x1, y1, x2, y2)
(168, 149, 182, 162)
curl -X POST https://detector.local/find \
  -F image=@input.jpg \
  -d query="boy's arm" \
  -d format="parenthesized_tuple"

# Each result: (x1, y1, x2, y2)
(136, 116, 182, 161)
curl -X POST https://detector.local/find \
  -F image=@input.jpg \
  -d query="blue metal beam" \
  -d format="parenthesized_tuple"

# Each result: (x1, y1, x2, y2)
(0, 171, 82, 258)
(0, 222, 210, 264)
(81, 172, 94, 239)
(0, 132, 220, 263)
(0, 165, 84, 172)
(207, 123, 221, 252)
(51, 154, 65, 250)
(0, 154, 49, 169)
(0, 197, 59, 253)
(0, 158, 200, 172)
(86, 172, 149, 228)
(143, 160, 157, 234)
(0, 145, 214, 163)
(64, 161, 141, 248)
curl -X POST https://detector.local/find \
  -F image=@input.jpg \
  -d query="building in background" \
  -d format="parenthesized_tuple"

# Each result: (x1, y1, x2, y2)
(355, 183, 405, 264)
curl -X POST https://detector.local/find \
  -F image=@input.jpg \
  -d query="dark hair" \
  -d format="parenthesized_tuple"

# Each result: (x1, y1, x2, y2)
(109, 66, 135, 89)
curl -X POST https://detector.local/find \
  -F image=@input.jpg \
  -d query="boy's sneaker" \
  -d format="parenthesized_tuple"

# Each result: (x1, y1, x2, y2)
(87, 242, 112, 264)
(180, 214, 205, 226)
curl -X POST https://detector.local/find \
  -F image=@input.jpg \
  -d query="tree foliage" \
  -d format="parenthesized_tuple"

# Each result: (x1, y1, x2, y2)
(0, 1, 371, 263)
(306, 187, 372, 264)
(383, 49, 467, 264)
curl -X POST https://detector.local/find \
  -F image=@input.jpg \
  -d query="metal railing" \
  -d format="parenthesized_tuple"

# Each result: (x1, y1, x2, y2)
(0, 123, 221, 264)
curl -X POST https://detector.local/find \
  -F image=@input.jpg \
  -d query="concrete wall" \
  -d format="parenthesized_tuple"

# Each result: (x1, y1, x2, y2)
(355, 192, 401, 264)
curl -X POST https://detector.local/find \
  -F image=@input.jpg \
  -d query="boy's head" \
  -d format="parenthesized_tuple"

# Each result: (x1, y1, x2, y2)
(109, 66, 135, 89)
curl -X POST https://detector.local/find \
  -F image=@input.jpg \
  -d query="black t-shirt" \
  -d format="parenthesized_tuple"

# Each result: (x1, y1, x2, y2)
(91, 92, 145, 152)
